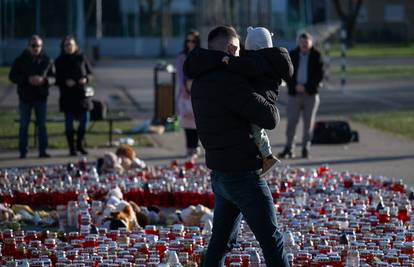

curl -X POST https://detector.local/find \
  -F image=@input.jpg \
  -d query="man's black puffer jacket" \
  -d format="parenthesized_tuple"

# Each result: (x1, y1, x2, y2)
(184, 48, 281, 172)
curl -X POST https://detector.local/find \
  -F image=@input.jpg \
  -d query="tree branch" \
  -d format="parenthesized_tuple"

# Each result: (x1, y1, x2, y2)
(351, 0, 364, 21)
(332, 0, 347, 21)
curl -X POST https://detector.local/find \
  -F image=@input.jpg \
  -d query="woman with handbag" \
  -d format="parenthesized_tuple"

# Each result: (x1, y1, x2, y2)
(175, 30, 201, 158)
(55, 36, 93, 156)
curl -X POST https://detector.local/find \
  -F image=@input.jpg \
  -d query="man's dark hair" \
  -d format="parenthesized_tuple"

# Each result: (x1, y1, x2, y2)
(299, 32, 313, 40)
(207, 26, 239, 51)
(60, 35, 79, 54)
(28, 34, 42, 45)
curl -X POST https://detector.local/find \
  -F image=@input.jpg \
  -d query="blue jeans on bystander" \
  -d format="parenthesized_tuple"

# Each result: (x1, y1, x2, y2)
(64, 112, 90, 133)
(19, 100, 48, 156)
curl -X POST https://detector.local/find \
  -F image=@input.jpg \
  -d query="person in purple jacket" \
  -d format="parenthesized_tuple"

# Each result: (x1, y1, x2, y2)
(175, 30, 201, 158)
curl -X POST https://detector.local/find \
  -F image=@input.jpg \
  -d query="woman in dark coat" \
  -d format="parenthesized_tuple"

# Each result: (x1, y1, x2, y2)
(55, 36, 93, 156)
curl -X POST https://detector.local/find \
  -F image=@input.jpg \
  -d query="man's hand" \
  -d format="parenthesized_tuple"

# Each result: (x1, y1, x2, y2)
(28, 75, 44, 86)
(35, 76, 44, 85)
(222, 56, 230, 64)
(295, 84, 306, 93)
(66, 79, 76, 87)
(181, 87, 190, 99)
(186, 80, 193, 91)
(28, 76, 37, 85)
(78, 77, 87, 85)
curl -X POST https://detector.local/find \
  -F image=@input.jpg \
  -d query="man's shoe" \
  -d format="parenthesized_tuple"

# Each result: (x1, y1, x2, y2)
(77, 147, 88, 155)
(260, 155, 281, 178)
(302, 148, 310, 159)
(278, 148, 295, 159)
(19, 153, 27, 159)
(186, 148, 199, 159)
(39, 152, 51, 158)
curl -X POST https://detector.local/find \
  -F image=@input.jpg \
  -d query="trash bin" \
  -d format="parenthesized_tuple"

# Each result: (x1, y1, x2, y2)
(153, 62, 176, 123)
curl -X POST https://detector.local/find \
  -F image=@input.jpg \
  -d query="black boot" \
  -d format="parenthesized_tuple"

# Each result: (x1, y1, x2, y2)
(278, 147, 295, 159)
(65, 130, 77, 156)
(302, 148, 310, 159)
(76, 129, 88, 155)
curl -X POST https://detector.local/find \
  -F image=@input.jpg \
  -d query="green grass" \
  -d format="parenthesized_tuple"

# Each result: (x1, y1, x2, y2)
(331, 65, 414, 77)
(351, 111, 414, 140)
(0, 112, 154, 150)
(330, 43, 414, 58)
(0, 67, 11, 87)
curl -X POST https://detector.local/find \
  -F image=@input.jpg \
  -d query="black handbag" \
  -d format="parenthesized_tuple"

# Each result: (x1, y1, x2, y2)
(312, 121, 359, 144)
(90, 100, 107, 121)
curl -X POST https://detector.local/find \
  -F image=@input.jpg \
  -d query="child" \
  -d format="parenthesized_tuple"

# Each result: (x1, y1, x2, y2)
(222, 26, 293, 177)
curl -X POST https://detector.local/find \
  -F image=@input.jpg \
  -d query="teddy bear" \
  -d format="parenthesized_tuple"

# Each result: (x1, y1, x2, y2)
(179, 204, 213, 226)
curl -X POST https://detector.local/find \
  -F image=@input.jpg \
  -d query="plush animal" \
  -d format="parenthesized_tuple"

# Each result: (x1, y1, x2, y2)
(0, 204, 14, 221)
(116, 144, 146, 170)
(102, 152, 123, 174)
(111, 201, 140, 231)
(179, 205, 213, 226)
(96, 204, 116, 229)
(107, 187, 123, 200)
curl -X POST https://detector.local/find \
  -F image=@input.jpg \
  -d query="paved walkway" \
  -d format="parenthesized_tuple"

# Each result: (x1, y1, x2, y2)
(1, 116, 413, 185)
(0, 58, 413, 186)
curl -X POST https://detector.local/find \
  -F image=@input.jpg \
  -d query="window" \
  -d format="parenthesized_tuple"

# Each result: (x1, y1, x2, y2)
(357, 5, 368, 23)
(384, 4, 404, 22)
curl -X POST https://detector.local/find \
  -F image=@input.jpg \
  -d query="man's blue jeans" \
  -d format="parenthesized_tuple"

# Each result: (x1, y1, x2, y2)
(64, 112, 90, 133)
(204, 170, 289, 267)
(19, 100, 48, 155)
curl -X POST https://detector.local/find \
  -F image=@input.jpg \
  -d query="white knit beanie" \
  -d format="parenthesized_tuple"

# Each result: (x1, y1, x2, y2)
(245, 26, 273, 51)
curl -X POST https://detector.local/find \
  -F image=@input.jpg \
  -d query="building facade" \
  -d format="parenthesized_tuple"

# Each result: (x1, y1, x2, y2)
(0, 0, 320, 64)
(326, 0, 414, 42)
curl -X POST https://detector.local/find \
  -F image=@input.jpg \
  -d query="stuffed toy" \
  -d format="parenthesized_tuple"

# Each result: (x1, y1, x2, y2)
(0, 203, 14, 221)
(102, 152, 123, 174)
(116, 144, 146, 170)
(110, 201, 140, 231)
(179, 204, 213, 226)
(96, 204, 116, 229)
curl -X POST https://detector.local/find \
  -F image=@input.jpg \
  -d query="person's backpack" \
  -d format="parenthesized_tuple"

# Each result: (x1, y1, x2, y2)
(90, 100, 107, 121)
(312, 121, 359, 144)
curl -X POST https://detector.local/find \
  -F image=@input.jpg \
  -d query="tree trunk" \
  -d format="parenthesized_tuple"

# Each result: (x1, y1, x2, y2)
(159, 0, 171, 57)
(332, 0, 363, 47)
(346, 20, 356, 47)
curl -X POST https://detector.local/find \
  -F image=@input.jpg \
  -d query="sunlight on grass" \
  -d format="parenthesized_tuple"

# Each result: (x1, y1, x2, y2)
(0, 112, 154, 150)
(351, 111, 414, 140)
(331, 65, 414, 77)
(0, 67, 11, 87)
(331, 43, 414, 58)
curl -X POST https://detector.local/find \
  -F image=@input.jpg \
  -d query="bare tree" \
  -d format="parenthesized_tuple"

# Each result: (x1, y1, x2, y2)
(195, 0, 272, 41)
(159, 0, 172, 57)
(332, 0, 364, 47)
(138, 0, 172, 56)
(138, 0, 158, 36)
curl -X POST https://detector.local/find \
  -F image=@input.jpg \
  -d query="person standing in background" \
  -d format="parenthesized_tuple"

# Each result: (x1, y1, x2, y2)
(279, 32, 323, 159)
(9, 35, 55, 159)
(175, 30, 201, 159)
(55, 36, 93, 156)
